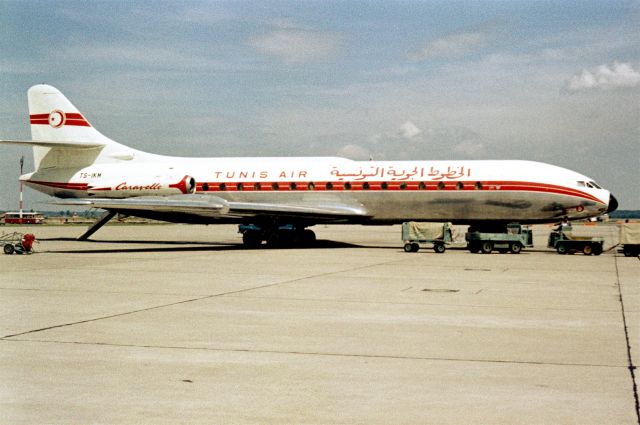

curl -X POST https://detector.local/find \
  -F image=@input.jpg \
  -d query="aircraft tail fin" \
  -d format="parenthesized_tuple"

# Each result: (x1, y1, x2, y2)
(25, 84, 144, 170)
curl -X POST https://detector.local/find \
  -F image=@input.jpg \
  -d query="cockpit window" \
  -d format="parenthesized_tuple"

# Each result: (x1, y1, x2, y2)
(577, 181, 586, 187)
(589, 181, 602, 189)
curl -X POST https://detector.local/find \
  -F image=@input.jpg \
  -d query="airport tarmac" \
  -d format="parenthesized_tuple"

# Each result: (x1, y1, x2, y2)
(1, 223, 638, 424)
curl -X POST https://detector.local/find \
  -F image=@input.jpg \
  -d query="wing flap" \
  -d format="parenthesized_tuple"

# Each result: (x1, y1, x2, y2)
(226, 200, 369, 219)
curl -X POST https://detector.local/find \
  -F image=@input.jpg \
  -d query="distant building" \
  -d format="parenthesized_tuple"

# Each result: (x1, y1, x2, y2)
(1, 212, 45, 225)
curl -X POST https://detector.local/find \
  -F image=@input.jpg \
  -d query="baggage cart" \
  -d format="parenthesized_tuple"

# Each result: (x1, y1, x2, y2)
(618, 222, 640, 257)
(402, 222, 453, 253)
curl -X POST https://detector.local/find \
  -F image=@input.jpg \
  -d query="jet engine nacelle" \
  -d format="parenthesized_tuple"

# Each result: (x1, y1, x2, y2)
(88, 174, 196, 198)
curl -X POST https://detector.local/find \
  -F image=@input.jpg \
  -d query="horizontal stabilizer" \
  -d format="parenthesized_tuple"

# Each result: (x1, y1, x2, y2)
(0, 139, 105, 149)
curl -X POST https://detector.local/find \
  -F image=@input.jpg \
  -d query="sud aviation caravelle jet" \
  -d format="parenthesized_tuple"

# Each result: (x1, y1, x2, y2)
(0, 84, 618, 247)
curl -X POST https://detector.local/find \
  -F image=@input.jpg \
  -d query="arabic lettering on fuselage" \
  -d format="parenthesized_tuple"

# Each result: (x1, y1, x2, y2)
(330, 165, 471, 181)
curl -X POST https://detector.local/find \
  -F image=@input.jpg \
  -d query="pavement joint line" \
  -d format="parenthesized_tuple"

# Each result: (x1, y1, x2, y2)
(613, 255, 640, 424)
(219, 294, 626, 313)
(0, 286, 626, 314)
(1, 337, 629, 370)
(0, 259, 402, 340)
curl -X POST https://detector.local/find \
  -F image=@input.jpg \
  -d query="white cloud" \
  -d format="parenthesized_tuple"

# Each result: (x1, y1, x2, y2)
(409, 32, 488, 61)
(336, 144, 371, 160)
(453, 140, 485, 156)
(399, 121, 423, 139)
(564, 62, 640, 92)
(248, 29, 341, 63)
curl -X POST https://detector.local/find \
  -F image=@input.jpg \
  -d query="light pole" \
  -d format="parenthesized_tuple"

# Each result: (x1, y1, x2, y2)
(19, 156, 24, 223)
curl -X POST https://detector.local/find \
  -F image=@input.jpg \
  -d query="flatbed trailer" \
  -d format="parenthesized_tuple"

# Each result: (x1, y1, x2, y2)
(547, 229, 603, 255)
(465, 224, 533, 254)
(402, 222, 453, 253)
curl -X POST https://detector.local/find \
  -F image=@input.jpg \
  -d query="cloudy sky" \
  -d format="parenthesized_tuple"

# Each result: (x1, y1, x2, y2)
(1, 0, 639, 210)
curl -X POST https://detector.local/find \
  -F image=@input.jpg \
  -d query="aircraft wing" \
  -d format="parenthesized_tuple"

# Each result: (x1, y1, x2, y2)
(54, 194, 370, 222)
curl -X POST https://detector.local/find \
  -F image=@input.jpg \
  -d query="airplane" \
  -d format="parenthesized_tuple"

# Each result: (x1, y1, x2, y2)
(0, 84, 618, 247)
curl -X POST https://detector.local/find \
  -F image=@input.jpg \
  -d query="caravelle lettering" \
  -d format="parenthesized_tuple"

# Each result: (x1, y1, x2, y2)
(115, 182, 162, 191)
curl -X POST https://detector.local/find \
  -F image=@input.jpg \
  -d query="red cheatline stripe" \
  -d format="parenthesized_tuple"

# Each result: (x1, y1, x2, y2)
(27, 181, 88, 191)
(24, 179, 606, 205)
(195, 180, 605, 204)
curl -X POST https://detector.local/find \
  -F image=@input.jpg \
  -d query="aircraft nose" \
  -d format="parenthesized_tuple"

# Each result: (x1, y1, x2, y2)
(607, 194, 618, 214)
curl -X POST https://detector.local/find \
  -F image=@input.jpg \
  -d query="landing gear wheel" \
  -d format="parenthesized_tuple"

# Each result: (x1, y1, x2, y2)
(509, 242, 522, 254)
(434, 243, 445, 253)
(266, 232, 281, 248)
(481, 242, 493, 254)
(3, 244, 14, 255)
(556, 243, 567, 255)
(242, 231, 262, 249)
(583, 244, 593, 255)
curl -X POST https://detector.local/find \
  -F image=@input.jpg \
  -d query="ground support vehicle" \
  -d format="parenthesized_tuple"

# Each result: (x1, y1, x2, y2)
(547, 229, 603, 255)
(618, 222, 640, 257)
(1, 232, 36, 255)
(465, 224, 533, 254)
(402, 222, 454, 253)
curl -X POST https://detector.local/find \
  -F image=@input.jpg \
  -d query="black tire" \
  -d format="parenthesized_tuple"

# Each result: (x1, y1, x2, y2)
(583, 244, 593, 255)
(3, 244, 14, 255)
(434, 243, 445, 253)
(592, 244, 602, 256)
(556, 243, 567, 254)
(404, 243, 414, 253)
(242, 231, 262, 248)
(468, 242, 480, 253)
(266, 232, 281, 248)
(509, 242, 522, 254)
(481, 242, 493, 254)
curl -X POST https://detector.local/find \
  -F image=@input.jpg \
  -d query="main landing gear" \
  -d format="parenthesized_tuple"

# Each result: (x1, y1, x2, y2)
(239, 224, 316, 248)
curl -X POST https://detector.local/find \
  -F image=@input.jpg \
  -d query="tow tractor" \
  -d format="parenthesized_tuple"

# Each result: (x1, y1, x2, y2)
(465, 223, 533, 254)
(2, 232, 36, 255)
(547, 227, 603, 255)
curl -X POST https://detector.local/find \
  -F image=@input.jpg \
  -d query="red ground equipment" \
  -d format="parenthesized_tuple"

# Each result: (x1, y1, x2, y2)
(2, 232, 36, 255)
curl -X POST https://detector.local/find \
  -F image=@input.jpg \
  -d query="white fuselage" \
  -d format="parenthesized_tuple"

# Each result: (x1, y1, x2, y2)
(23, 156, 612, 224)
